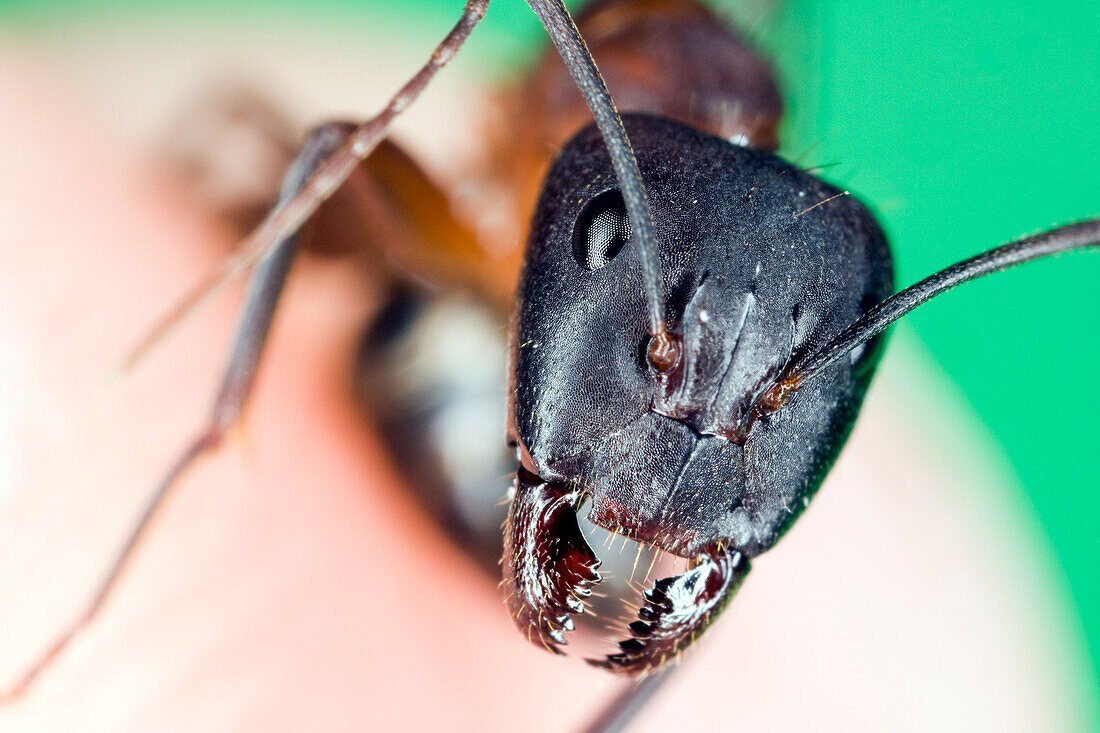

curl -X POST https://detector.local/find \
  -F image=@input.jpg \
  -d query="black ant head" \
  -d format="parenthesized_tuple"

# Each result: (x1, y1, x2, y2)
(503, 115, 892, 673)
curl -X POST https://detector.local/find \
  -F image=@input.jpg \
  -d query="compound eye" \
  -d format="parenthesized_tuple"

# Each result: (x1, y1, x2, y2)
(572, 189, 630, 270)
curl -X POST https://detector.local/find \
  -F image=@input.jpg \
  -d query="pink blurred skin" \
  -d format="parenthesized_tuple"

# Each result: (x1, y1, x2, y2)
(0, 52, 1093, 732)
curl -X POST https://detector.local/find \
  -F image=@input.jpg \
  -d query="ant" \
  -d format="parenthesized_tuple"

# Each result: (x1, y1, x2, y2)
(0, 0, 1095, 726)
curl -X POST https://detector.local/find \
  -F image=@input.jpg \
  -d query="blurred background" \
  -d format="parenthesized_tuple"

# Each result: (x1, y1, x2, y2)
(0, 0, 1096, 729)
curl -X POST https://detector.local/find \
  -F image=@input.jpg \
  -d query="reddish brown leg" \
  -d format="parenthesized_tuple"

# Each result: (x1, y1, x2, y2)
(0, 121, 354, 704)
(582, 669, 674, 733)
(3, 5, 504, 692)
(0, 101, 508, 705)
(117, 0, 491, 375)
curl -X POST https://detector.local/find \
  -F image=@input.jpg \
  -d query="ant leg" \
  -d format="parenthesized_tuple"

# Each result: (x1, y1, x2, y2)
(118, 0, 491, 374)
(0, 121, 355, 705)
(330, 136, 516, 311)
(583, 669, 674, 733)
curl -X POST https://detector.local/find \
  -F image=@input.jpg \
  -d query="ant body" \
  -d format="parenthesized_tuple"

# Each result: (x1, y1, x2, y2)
(0, 0, 1095, 726)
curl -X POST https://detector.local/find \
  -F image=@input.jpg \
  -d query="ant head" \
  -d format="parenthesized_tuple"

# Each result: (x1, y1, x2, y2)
(504, 114, 892, 672)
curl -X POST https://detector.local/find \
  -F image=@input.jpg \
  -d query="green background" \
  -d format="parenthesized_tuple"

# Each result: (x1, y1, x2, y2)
(764, 0, 1099, 701)
(3, 0, 1097, 705)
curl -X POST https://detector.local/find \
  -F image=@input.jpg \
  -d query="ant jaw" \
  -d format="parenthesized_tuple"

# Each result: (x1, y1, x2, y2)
(502, 471, 602, 653)
(503, 466, 750, 673)
(587, 543, 749, 676)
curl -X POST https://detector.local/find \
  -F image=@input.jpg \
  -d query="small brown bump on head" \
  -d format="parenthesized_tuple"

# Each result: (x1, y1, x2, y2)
(647, 330, 682, 373)
(760, 373, 802, 412)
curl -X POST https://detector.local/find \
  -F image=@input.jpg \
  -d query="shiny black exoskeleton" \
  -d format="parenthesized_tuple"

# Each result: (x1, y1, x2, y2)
(503, 114, 892, 673)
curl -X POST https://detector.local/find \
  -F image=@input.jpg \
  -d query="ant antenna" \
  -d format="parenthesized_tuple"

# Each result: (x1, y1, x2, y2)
(121, 0, 671, 377)
(526, 0, 668, 338)
(118, 0, 669, 377)
(776, 219, 1100, 398)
